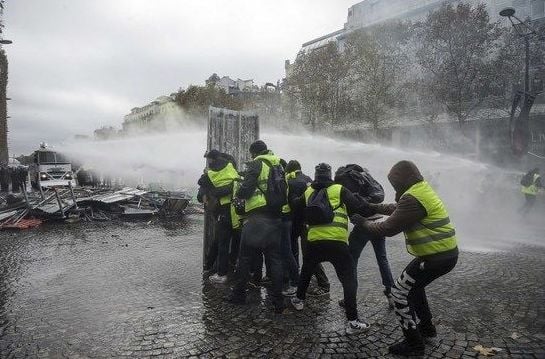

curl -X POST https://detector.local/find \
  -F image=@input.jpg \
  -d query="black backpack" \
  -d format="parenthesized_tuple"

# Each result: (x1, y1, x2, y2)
(334, 164, 385, 204)
(258, 158, 288, 213)
(305, 188, 336, 225)
(520, 172, 533, 186)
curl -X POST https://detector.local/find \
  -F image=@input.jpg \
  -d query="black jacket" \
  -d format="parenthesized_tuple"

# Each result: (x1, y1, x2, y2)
(291, 179, 370, 224)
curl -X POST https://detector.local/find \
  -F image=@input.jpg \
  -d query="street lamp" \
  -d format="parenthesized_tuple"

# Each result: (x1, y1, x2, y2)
(499, 7, 539, 95)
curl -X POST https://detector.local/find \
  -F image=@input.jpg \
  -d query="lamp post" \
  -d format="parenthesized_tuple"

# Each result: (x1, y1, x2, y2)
(499, 7, 539, 95)
(499, 7, 543, 157)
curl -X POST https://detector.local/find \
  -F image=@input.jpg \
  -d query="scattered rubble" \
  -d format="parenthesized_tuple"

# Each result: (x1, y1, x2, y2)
(0, 185, 193, 230)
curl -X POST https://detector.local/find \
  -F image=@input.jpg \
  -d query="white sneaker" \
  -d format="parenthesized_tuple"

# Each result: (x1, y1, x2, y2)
(290, 297, 304, 311)
(346, 319, 370, 334)
(282, 286, 297, 297)
(209, 274, 227, 284)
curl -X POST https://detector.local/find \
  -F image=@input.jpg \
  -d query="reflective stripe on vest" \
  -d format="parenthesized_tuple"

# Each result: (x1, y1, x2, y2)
(403, 181, 458, 257)
(244, 153, 281, 213)
(207, 162, 239, 205)
(521, 174, 540, 195)
(304, 184, 349, 243)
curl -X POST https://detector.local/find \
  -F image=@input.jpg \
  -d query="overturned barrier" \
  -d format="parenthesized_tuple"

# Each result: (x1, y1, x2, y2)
(203, 107, 259, 267)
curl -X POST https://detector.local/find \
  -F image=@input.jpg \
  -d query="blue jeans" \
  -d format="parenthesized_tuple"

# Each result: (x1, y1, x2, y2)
(281, 219, 299, 287)
(348, 226, 394, 290)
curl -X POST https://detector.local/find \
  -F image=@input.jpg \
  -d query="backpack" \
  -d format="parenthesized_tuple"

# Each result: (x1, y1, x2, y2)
(305, 188, 335, 225)
(258, 158, 288, 213)
(520, 172, 533, 186)
(334, 164, 385, 203)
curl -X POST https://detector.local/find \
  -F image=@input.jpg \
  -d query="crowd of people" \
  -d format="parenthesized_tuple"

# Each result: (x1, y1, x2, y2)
(0, 165, 29, 193)
(197, 140, 459, 356)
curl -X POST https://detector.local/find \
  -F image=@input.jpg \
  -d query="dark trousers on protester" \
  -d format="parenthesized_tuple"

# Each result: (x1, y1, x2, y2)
(349, 226, 394, 290)
(204, 208, 232, 276)
(281, 219, 299, 287)
(233, 214, 284, 310)
(297, 240, 358, 321)
(520, 194, 537, 214)
(291, 218, 305, 266)
(229, 228, 241, 267)
(300, 232, 330, 290)
(392, 255, 458, 341)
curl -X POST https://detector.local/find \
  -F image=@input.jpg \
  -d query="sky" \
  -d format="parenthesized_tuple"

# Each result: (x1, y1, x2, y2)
(3, 0, 357, 155)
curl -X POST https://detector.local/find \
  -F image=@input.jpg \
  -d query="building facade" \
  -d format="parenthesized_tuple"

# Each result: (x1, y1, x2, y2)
(299, 0, 545, 54)
(121, 95, 180, 132)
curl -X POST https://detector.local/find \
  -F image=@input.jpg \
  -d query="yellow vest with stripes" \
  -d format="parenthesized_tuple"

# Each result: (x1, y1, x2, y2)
(207, 162, 239, 206)
(304, 184, 349, 243)
(521, 174, 540, 196)
(402, 181, 458, 257)
(244, 153, 281, 213)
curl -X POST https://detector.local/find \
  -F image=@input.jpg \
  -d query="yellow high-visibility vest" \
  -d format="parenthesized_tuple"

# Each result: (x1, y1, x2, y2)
(402, 181, 458, 257)
(304, 184, 349, 243)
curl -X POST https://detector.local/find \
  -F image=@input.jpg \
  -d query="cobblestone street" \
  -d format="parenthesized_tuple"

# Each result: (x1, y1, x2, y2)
(0, 215, 544, 358)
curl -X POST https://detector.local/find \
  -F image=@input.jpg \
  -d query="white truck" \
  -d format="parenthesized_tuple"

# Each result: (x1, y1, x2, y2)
(29, 144, 76, 189)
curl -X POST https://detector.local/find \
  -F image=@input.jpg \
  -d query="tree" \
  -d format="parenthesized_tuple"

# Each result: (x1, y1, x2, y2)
(344, 22, 410, 131)
(416, 3, 507, 129)
(288, 42, 350, 131)
(176, 84, 243, 120)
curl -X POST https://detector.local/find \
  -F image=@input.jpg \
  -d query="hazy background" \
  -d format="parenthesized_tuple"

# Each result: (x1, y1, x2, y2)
(4, 0, 357, 154)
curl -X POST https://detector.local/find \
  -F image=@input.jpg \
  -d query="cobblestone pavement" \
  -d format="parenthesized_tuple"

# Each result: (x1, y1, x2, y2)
(0, 215, 544, 358)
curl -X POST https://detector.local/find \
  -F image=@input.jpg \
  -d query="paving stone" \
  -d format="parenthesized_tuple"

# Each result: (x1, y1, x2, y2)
(0, 219, 543, 357)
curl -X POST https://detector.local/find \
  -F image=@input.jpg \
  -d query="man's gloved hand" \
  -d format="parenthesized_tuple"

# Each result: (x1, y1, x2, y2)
(350, 214, 368, 228)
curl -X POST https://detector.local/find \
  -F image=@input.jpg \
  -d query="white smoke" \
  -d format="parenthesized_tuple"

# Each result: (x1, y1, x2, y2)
(58, 129, 544, 251)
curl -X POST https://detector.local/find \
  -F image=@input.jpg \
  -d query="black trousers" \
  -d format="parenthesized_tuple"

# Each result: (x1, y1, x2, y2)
(300, 232, 330, 289)
(297, 240, 358, 321)
(392, 255, 458, 332)
(233, 215, 284, 309)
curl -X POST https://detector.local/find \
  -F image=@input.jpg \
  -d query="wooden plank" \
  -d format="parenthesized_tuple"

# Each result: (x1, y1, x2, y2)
(203, 107, 259, 268)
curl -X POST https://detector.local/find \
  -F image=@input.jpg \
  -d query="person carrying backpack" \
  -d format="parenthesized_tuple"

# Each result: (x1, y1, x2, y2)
(286, 160, 331, 296)
(225, 140, 286, 313)
(290, 163, 370, 334)
(351, 160, 458, 356)
(520, 168, 542, 214)
(334, 164, 395, 309)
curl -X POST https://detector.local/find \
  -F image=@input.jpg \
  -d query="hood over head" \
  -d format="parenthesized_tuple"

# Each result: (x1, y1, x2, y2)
(387, 160, 424, 202)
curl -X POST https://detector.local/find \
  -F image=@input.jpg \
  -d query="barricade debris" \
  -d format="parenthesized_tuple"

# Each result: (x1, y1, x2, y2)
(0, 186, 193, 230)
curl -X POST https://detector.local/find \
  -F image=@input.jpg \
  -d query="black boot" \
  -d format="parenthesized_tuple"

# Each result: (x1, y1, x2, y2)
(389, 328, 425, 356)
(418, 321, 437, 338)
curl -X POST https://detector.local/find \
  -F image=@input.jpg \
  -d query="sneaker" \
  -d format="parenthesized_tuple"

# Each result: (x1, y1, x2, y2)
(290, 297, 304, 311)
(346, 319, 370, 334)
(307, 286, 330, 297)
(209, 274, 228, 284)
(388, 339, 425, 356)
(384, 289, 395, 309)
(282, 286, 297, 297)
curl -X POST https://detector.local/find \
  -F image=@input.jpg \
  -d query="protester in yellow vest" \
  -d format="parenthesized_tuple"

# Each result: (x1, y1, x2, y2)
(225, 140, 286, 313)
(520, 168, 542, 214)
(197, 149, 240, 284)
(351, 160, 458, 356)
(289, 163, 371, 334)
